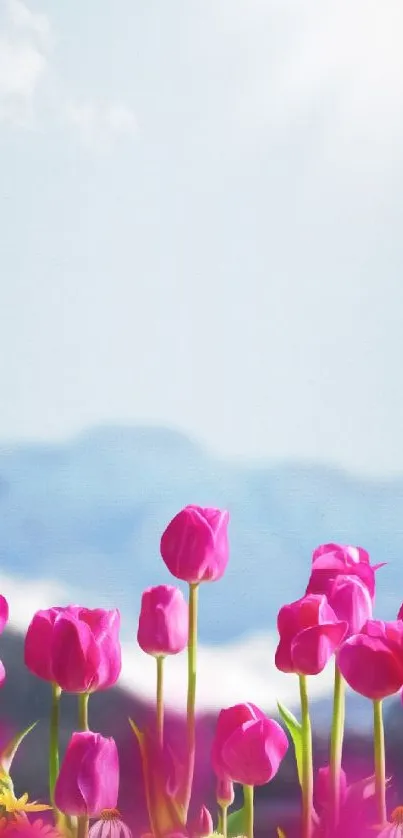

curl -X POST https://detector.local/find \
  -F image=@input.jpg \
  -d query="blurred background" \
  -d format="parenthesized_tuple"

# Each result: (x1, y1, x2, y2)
(1, 0, 403, 833)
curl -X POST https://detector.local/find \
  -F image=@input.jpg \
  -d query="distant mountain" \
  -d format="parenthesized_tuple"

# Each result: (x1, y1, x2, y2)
(0, 425, 402, 643)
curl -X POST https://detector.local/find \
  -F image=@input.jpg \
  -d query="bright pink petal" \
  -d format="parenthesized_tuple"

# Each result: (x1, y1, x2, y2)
(51, 615, 100, 692)
(337, 634, 403, 699)
(291, 622, 348, 675)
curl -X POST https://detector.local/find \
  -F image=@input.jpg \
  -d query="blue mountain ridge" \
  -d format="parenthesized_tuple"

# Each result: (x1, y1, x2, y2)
(0, 425, 402, 646)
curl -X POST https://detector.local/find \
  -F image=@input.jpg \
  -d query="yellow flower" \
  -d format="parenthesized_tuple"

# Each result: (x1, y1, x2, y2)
(0, 788, 52, 815)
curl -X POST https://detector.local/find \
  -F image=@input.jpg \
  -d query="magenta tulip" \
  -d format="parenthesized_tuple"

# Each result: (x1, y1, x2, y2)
(315, 764, 348, 809)
(211, 702, 288, 786)
(25, 606, 121, 692)
(337, 619, 403, 699)
(160, 505, 229, 584)
(324, 574, 373, 637)
(216, 777, 235, 807)
(137, 585, 188, 657)
(188, 805, 213, 838)
(275, 594, 348, 675)
(54, 731, 119, 816)
(306, 543, 383, 601)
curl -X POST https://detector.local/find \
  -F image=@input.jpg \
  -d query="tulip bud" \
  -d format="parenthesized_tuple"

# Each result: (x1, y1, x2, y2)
(216, 778, 235, 808)
(315, 764, 347, 809)
(55, 731, 119, 816)
(160, 505, 229, 584)
(188, 805, 213, 838)
(137, 585, 188, 657)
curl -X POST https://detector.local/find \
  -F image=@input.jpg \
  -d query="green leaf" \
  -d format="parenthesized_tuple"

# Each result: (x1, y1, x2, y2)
(277, 700, 303, 787)
(0, 720, 38, 779)
(226, 807, 246, 838)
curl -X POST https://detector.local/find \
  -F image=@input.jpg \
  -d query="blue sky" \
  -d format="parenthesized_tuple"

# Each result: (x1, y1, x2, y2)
(1, 0, 403, 476)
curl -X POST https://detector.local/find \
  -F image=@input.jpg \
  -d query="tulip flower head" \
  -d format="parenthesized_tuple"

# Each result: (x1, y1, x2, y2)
(211, 702, 288, 786)
(24, 606, 121, 693)
(188, 805, 213, 838)
(275, 594, 348, 675)
(54, 732, 119, 817)
(137, 585, 188, 657)
(337, 620, 403, 699)
(160, 506, 229, 584)
(306, 543, 383, 602)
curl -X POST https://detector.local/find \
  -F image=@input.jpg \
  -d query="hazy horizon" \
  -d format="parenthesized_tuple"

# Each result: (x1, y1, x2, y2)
(1, 1, 403, 478)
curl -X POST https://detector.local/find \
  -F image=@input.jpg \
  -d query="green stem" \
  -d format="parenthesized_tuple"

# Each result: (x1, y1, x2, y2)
(183, 582, 199, 814)
(156, 655, 165, 747)
(373, 699, 386, 825)
(329, 664, 345, 830)
(243, 784, 254, 838)
(76, 692, 90, 838)
(49, 683, 61, 807)
(78, 692, 90, 732)
(299, 674, 313, 838)
(221, 805, 228, 838)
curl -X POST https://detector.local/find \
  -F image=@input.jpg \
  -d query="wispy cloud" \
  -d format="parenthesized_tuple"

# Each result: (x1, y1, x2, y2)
(0, 0, 51, 125)
(64, 100, 137, 150)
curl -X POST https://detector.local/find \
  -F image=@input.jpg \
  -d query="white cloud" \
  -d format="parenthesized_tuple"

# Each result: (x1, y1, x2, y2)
(120, 630, 335, 714)
(65, 100, 137, 150)
(7, 0, 51, 48)
(0, 0, 51, 125)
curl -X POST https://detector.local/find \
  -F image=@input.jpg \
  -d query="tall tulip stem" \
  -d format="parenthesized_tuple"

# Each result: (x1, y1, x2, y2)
(373, 698, 386, 825)
(329, 663, 345, 829)
(78, 692, 90, 732)
(77, 692, 90, 838)
(243, 784, 254, 838)
(221, 805, 228, 838)
(49, 683, 61, 807)
(299, 674, 313, 838)
(184, 582, 199, 814)
(156, 655, 165, 747)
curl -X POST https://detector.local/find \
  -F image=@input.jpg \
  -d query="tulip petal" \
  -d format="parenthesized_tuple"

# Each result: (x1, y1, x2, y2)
(221, 718, 288, 786)
(337, 634, 403, 699)
(51, 616, 100, 692)
(290, 621, 348, 675)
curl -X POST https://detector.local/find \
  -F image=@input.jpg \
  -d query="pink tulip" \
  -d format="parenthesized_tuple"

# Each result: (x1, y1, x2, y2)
(275, 594, 348, 675)
(188, 805, 213, 838)
(137, 585, 188, 657)
(337, 619, 403, 699)
(211, 702, 288, 786)
(160, 505, 229, 584)
(54, 731, 119, 816)
(25, 606, 121, 692)
(216, 777, 235, 807)
(324, 575, 373, 637)
(397, 602, 403, 621)
(315, 764, 348, 810)
(306, 543, 384, 602)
